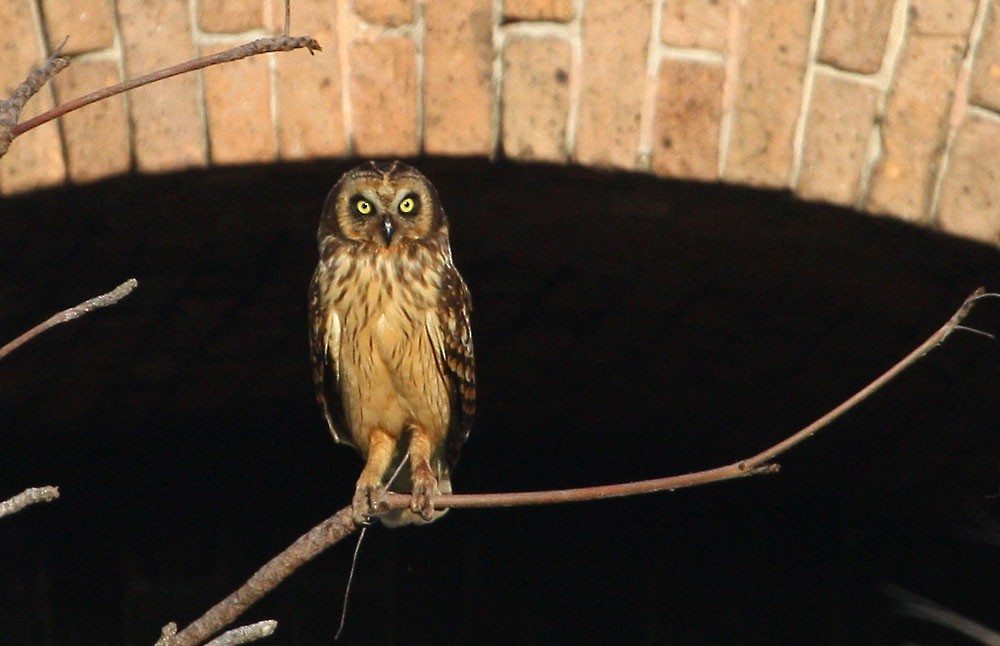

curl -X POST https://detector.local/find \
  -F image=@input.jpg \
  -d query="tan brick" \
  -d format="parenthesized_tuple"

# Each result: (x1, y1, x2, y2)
(867, 0, 977, 221)
(818, 0, 894, 74)
(723, 0, 814, 188)
(503, 0, 574, 22)
(661, 0, 729, 51)
(937, 114, 1000, 244)
(574, 0, 652, 169)
(349, 37, 419, 157)
(354, 0, 412, 26)
(650, 58, 724, 181)
(200, 0, 265, 33)
(0, 0, 65, 194)
(201, 42, 276, 165)
(796, 72, 880, 206)
(908, 0, 978, 34)
(53, 60, 130, 183)
(970, 0, 1000, 112)
(41, 0, 115, 55)
(273, 0, 347, 159)
(117, 0, 206, 172)
(502, 36, 571, 162)
(424, 0, 494, 155)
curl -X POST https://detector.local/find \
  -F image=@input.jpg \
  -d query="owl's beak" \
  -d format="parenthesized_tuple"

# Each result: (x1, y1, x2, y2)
(381, 216, 394, 246)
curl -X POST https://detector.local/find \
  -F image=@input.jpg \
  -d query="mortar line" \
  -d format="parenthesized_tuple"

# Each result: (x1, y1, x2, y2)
(789, 0, 828, 188)
(927, 0, 993, 222)
(636, 0, 666, 170)
(855, 0, 910, 210)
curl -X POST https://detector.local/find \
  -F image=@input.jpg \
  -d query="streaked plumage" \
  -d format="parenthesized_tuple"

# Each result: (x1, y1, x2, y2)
(309, 161, 475, 525)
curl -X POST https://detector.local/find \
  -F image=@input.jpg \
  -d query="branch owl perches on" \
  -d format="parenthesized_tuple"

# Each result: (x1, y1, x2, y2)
(309, 161, 476, 526)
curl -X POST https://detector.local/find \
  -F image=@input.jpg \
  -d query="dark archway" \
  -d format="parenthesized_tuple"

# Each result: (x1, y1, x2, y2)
(2, 160, 999, 644)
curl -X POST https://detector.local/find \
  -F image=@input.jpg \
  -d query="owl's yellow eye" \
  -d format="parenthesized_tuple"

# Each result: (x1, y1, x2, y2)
(354, 198, 373, 215)
(398, 195, 418, 215)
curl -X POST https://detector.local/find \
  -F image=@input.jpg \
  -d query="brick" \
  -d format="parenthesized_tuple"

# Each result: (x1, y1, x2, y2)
(819, 0, 894, 74)
(424, 0, 494, 155)
(117, 0, 206, 172)
(0, 0, 65, 194)
(723, 0, 814, 188)
(867, 0, 976, 222)
(502, 36, 571, 162)
(574, 0, 652, 169)
(503, 0, 574, 22)
(908, 0, 978, 34)
(937, 114, 1000, 244)
(354, 0, 412, 26)
(349, 37, 419, 157)
(661, 0, 729, 51)
(796, 72, 880, 206)
(41, 0, 115, 55)
(970, 0, 1000, 112)
(53, 60, 130, 183)
(201, 42, 277, 165)
(200, 0, 265, 33)
(650, 58, 724, 181)
(273, 0, 347, 159)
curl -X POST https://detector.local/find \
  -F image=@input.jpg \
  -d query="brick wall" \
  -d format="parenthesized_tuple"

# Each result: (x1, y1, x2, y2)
(1, 0, 998, 243)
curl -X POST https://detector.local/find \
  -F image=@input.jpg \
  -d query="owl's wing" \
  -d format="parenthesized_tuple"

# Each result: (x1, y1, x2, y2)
(436, 265, 476, 467)
(309, 265, 355, 449)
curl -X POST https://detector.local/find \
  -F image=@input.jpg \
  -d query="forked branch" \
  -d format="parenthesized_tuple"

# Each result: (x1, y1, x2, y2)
(10, 36, 320, 141)
(160, 288, 995, 646)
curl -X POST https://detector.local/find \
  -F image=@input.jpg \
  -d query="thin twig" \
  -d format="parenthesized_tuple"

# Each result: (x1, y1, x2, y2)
(10, 36, 320, 139)
(0, 486, 60, 519)
(0, 41, 70, 158)
(161, 288, 992, 645)
(384, 287, 989, 510)
(0, 278, 138, 362)
(204, 620, 277, 646)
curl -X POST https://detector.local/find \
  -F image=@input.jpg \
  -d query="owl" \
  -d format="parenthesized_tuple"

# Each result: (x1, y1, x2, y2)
(308, 161, 475, 526)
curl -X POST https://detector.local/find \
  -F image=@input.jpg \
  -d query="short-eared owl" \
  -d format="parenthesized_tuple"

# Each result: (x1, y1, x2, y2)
(309, 161, 475, 526)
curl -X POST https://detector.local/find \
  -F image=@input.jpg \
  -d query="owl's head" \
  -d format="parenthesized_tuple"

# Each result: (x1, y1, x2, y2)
(319, 161, 447, 248)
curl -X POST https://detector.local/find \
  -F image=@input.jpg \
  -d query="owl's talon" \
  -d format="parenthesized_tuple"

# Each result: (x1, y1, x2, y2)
(410, 470, 439, 521)
(352, 482, 386, 525)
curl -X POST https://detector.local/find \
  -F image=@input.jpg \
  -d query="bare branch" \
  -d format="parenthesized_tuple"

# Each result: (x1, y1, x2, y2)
(11, 36, 321, 140)
(205, 621, 277, 646)
(385, 287, 991, 510)
(163, 507, 355, 646)
(0, 486, 60, 519)
(0, 278, 138, 362)
(160, 288, 993, 645)
(0, 42, 70, 158)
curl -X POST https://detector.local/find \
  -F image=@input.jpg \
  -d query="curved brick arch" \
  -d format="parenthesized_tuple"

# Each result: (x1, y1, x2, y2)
(2, 0, 998, 243)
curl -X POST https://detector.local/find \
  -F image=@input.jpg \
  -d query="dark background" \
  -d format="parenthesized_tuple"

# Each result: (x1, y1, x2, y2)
(1, 160, 999, 645)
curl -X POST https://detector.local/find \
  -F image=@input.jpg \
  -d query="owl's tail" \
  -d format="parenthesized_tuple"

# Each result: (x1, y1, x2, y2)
(380, 464, 452, 527)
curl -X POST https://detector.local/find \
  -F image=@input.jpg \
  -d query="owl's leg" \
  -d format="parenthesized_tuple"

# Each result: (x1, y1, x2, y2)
(407, 426, 439, 521)
(353, 428, 395, 524)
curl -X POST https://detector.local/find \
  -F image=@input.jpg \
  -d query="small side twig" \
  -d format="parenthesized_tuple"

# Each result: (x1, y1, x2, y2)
(10, 36, 320, 140)
(0, 278, 138, 362)
(0, 486, 60, 520)
(204, 620, 278, 646)
(0, 40, 70, 158)
(159, 289, 994, 646)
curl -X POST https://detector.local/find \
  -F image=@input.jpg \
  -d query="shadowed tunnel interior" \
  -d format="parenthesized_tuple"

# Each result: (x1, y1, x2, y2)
(1, 160, 999, 645)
